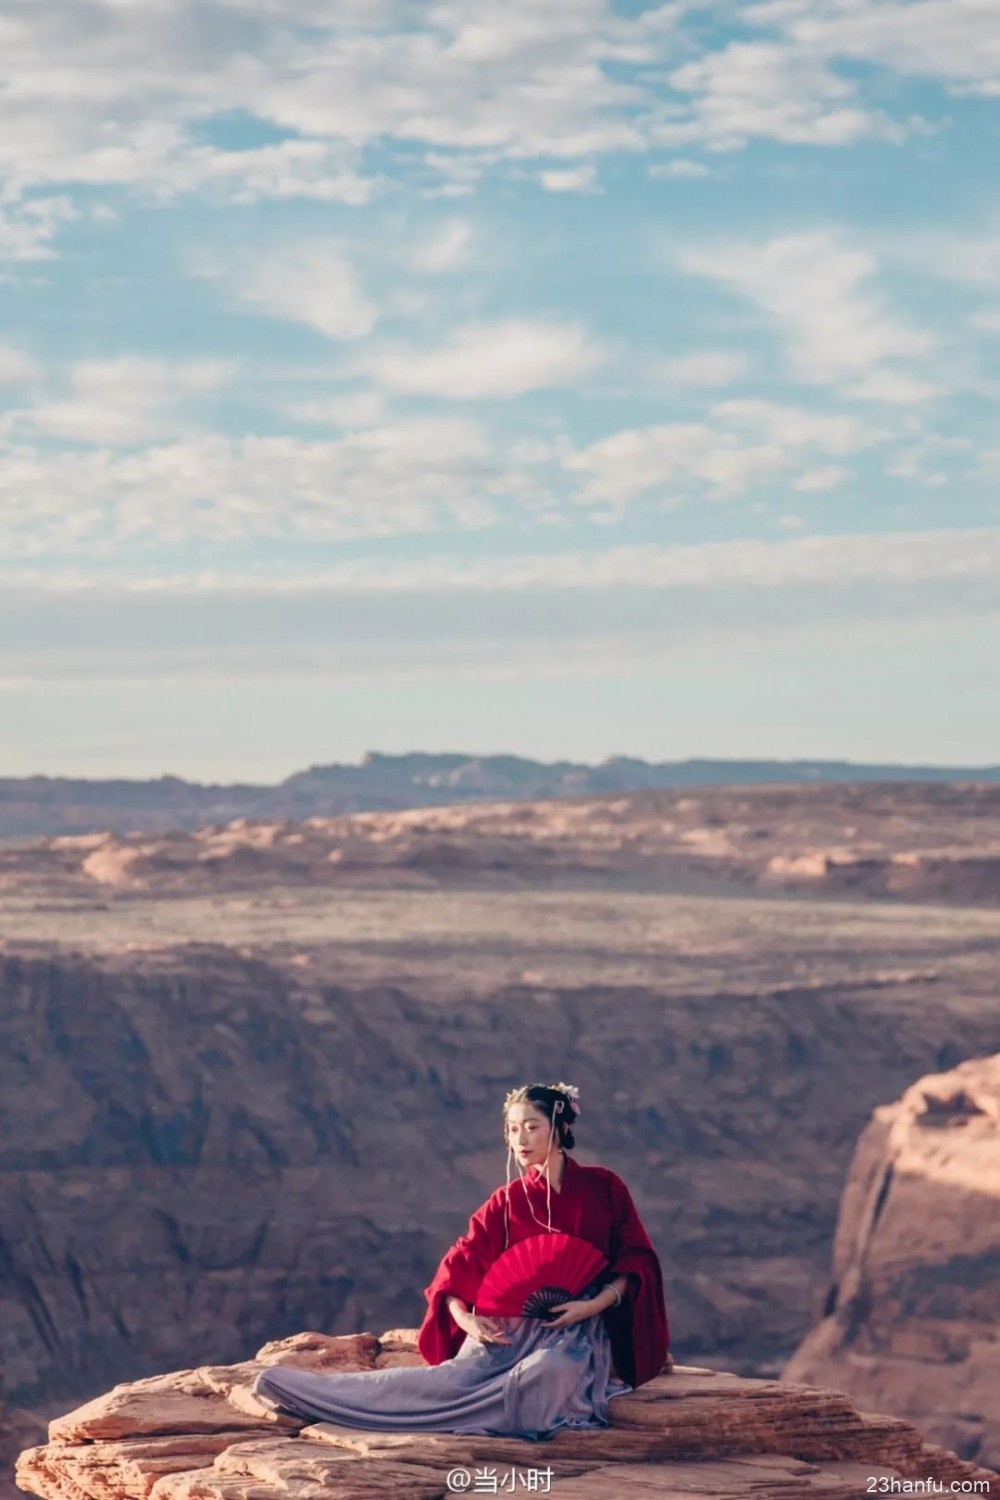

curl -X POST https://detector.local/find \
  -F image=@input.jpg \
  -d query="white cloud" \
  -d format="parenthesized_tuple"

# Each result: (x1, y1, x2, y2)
(0, 391, 887, 560)
(678, 231, 934, 395)
(0, 0, 958, 220)
(234, 243, 376, 339)
(971, 309, 1000, 335)
(897, 230, 1000, 288)
(712, 399, 878, 455)
(284, 389, 387, 429)
(793, 465, 848, 492)
(2, 528, 998, 685)
(566, 399, 877, 505)
(885, 433, 975, 485)
(0, 66, 376, 208)
(851, 369, 939, 405)
(0, 418, 506, 554)
(0, 390, 884, 559)
(0, 0, 991, 289)
(165, 139, 376, 206)
(748, 0, 1000, 100)
(659, 350, 749, 388)
(649, 159, 710, 179)
(659, 41, 892, 152)
(0, 347, 42, 386)
(23, 358, 235, 446)
(366, 320, 605, 399)
(538, 164, 600, 193)
(8, 527, 1000, 597)
(409, 219, 473, 273)
(0, 196, 77, 262)
(566, 422, 786, 504)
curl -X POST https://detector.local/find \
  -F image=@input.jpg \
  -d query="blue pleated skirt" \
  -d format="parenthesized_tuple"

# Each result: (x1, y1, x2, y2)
(251, 1310, 632, 1442)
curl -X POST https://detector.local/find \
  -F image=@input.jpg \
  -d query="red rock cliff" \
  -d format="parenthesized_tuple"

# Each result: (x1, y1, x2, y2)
(786, 1053, 1000, 1472)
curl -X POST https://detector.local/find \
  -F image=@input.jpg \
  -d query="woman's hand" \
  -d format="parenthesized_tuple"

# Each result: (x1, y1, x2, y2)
(462, 1313, 512, 1345)
(545, 1299, 596, 1329)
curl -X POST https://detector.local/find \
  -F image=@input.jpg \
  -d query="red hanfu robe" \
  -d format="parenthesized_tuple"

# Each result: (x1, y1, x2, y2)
(418, 1152, 669, 1389)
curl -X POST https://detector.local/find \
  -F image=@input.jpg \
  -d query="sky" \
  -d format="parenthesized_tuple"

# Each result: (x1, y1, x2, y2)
(1, 0, 998, 780)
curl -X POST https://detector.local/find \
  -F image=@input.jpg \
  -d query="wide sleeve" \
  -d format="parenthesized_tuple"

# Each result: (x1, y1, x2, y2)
(417, 1188, 507, 1366)
(601, 1171, 670, 1388)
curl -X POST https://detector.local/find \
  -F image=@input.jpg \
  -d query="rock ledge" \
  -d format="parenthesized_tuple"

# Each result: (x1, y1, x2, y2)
(15, 1330, 998, 1500)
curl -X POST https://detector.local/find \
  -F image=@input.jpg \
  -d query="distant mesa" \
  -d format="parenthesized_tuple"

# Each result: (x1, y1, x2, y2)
(1, 749, 1000, 840)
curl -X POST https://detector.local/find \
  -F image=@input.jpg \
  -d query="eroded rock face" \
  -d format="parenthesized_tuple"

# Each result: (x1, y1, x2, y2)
(0, 1382, 44, 1500)
(785, 1054, 1000, 1471)
(15, 1331, 996, 1500)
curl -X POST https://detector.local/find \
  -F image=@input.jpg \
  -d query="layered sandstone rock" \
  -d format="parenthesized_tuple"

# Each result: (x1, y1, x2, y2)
(786, 1054, 1000, 1472)
(15, 1331, 997, 1500)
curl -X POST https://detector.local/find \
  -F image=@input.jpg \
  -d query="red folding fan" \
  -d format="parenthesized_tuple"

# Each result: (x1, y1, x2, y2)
(474, 1233, 609, 1321)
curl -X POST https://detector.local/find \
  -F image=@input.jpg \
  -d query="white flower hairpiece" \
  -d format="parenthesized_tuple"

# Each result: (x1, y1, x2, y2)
(551, 1081, 581, 1116)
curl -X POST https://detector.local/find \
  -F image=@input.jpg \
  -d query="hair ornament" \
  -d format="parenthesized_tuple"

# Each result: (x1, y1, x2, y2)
(501, 1080, 581, 1118)
(549, 1080, 581, 1117)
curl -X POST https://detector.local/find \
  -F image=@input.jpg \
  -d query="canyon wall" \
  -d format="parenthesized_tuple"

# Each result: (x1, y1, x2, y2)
(3, 946, 999, 1417)
(785, 1054, 1000, 1471)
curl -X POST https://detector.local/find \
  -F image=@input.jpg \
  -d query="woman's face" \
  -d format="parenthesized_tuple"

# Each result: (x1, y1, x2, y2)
(506, 1101, 558, 1167)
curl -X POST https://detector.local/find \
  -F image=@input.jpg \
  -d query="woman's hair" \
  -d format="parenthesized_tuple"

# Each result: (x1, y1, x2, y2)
(503, 1082, 578, 1151)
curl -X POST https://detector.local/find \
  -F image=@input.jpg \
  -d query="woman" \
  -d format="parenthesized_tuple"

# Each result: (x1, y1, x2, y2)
(252, 1081, 671, 1440)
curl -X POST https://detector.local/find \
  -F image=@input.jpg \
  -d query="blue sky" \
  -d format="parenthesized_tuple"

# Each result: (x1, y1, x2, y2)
(1, 0, 998, 779)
